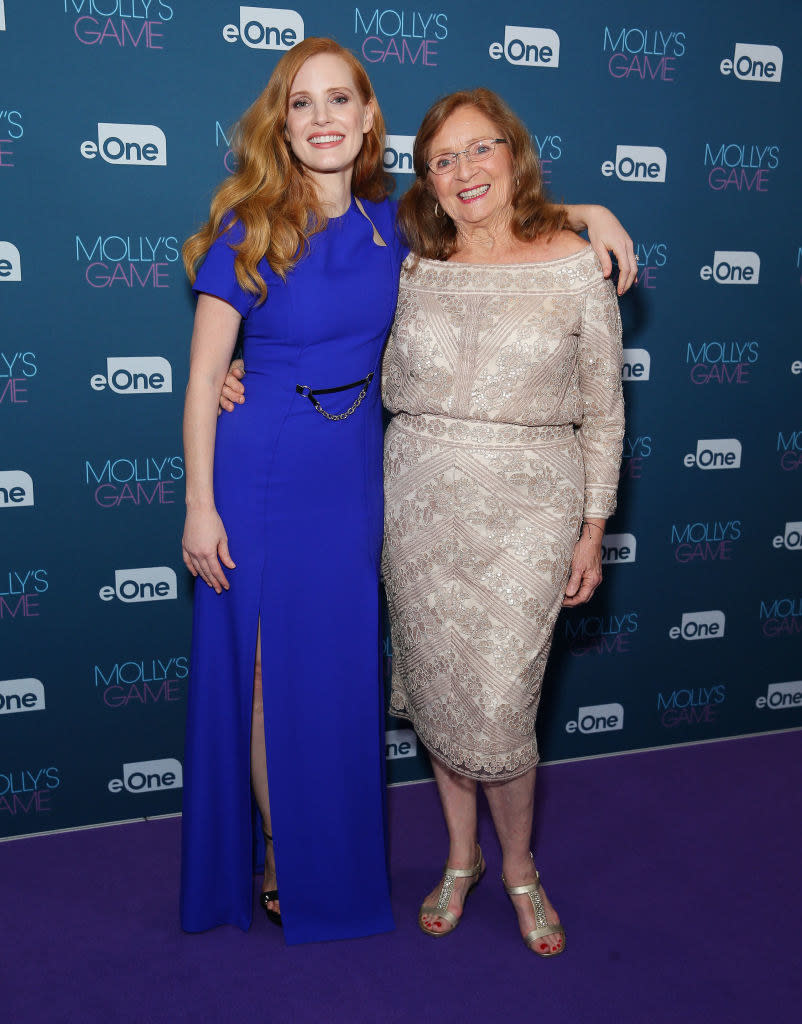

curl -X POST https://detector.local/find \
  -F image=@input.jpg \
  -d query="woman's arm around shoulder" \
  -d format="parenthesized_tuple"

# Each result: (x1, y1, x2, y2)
(555, 204, 637, 295)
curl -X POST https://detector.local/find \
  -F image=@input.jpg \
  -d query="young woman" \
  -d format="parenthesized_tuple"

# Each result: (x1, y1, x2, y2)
(180, 38, 405, 945)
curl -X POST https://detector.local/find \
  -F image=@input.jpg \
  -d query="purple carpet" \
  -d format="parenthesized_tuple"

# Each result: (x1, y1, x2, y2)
(4, 731, 800, 1024)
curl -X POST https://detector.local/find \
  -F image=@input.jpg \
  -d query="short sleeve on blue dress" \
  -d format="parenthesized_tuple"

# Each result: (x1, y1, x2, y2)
(193, 219, 258, 320)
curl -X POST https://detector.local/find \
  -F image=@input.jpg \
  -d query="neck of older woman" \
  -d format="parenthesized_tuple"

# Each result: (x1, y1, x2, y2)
(451, 212, 520, 264)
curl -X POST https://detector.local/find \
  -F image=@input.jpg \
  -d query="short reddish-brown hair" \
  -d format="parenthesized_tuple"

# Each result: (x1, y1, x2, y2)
(398, 88, 567, 261)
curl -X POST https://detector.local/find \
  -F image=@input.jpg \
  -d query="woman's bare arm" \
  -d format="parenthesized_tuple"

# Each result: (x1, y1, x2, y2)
(182, 294, 242, 591)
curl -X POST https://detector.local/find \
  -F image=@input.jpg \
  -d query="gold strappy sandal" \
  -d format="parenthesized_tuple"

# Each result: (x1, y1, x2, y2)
(503, 859, 565, 957)
(418, 845, 485, 937)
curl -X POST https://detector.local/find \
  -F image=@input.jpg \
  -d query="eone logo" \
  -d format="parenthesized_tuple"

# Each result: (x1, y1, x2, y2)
(0, 470, 34, 508)
(222, 6, 304, 50)
(0, 241, 21, 281)
(565, 702, 624, 734)
(383, 135, 415, 174)
(0, 678, 45, 715)
(489, 26, 560, 68)
(602, 145, 667, 183)
(622, 348, 650, 381)
(90, 357, 173, 395)
(721, 43, 783, 83)
(755, 681, 802, 710)
(772, 522, 802, 551)
(108, 757, 183, 794)
(386, 728, 417, 760)
(81, 124, 167, 166)
(601, 533, 636, 565)
(700, 251, 760, 284)
(669, 610, 726, 641)
(99, 567, 177, 603)
(684, 439, 742, 470)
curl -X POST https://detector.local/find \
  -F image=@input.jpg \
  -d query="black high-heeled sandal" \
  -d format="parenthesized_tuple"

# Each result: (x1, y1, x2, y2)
(260, 832, 282, 927)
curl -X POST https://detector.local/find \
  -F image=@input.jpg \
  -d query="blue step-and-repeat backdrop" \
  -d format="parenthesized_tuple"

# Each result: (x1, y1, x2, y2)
(2, 1, 800, 837)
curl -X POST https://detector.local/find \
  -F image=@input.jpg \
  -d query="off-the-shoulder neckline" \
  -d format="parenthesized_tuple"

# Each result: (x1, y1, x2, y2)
(411, 245, 595, 269)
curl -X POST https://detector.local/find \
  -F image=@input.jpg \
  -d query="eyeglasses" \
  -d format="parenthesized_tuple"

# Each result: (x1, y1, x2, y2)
(425, 138, 508, 175)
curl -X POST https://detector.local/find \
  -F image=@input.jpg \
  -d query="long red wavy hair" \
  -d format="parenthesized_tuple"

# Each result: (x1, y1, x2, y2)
(183, 37, 392, 302)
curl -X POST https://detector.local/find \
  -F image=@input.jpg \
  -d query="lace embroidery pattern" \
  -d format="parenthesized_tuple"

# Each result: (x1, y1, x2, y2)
(381, 249, 624, 779)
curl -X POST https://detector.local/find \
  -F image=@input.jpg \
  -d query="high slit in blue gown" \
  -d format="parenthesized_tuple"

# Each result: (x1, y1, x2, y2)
(180, 198, 404, 944)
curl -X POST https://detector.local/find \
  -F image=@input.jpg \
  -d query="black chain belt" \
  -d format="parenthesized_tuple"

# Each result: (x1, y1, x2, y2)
(295, 373, 374, 422)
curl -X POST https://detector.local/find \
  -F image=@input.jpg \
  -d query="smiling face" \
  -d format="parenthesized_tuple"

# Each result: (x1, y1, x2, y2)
(284, 53, 375, 185)
(426, 105, 515, 234)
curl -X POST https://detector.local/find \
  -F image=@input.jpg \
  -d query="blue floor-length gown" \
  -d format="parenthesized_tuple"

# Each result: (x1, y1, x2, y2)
(180, 198, 404, 944)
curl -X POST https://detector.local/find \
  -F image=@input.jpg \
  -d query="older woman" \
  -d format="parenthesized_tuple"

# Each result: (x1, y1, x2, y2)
(381, 89, 624, 956)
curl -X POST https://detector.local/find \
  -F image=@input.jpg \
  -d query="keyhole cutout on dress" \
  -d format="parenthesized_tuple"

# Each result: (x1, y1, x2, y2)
(354, 196, 387, 247)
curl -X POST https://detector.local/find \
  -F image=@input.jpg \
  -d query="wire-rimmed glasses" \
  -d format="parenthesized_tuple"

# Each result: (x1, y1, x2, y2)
(425, 138, 508, 175)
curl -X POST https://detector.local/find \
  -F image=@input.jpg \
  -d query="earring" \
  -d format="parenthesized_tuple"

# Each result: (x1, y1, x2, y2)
(434, 201, 441, 217)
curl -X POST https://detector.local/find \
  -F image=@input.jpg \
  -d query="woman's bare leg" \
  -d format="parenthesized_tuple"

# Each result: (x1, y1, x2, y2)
(250, 625, 278, 914)
(419, 755, 480, 932)
(482, 767, 563, 953)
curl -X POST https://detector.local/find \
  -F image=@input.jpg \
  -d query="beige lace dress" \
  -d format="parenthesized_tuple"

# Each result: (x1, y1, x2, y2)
(381, 248, 624, 779)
